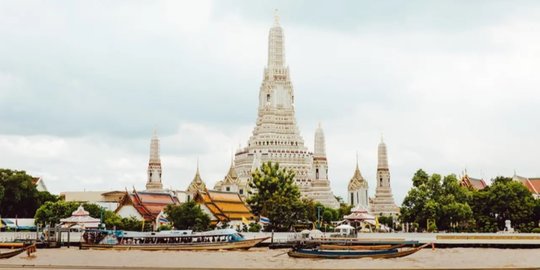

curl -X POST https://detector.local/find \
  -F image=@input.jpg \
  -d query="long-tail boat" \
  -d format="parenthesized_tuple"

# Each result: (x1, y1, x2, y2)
(287, 242, 432, 259)
(0, 243, 37, 259)
(80, 229, 269, 251)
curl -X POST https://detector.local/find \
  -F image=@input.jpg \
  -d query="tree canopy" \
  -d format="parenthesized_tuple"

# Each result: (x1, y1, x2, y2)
(0, 169, 58, 218)
(247, 162, 303, 231)
(401, 170, 539, 232)
(401, 169, 473, 232)
(165, 200, 210, 231)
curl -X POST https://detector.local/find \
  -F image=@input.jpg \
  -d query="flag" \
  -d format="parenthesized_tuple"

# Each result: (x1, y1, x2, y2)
(242, 216, 250, 225)
(259, 216, 270, 224)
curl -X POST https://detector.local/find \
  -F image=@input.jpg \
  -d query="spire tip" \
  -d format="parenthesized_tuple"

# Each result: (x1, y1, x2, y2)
(273, 9, 280, 26)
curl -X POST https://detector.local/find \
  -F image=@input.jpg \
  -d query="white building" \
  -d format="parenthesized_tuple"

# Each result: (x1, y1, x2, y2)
(347, 161, 369, 209)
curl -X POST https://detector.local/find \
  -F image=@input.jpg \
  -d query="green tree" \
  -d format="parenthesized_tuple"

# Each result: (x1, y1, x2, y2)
(470, 177, 535, 232)
(401, 170, 472, 231)
(0, 169, 57, 217)
(165, 200, 210, 231)
(34, 201, 104, 226)
(247, 162, 302, 231)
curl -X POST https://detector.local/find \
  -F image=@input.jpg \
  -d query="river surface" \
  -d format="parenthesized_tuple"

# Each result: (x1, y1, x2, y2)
(1, 247, 539, 269)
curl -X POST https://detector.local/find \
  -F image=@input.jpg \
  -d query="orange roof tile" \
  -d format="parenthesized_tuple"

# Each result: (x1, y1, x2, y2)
(195, 190, 253, 221)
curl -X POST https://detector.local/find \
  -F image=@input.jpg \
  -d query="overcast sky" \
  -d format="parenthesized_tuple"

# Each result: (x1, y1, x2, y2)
(1, 1, 539, 204)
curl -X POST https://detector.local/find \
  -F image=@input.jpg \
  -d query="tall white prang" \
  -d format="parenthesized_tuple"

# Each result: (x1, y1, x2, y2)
(370, 137, 399, 216)
(146, 130, 163, 191)
(227, 13, 339, 208)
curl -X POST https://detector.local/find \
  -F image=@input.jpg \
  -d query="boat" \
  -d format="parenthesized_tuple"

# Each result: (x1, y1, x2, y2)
(319, 244, 406, 250)
(0, 243, 37, 259)
(287, 242, 432, 259)
(80, 229, 269, 251)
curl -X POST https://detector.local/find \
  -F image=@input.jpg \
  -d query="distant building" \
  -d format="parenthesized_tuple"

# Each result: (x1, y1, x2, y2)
(186, 165, 206, 201)
(32, 177, 48, 192)
(347, 161, 369, 209)
(193, 190, 254, 228)
(115, 189, 180, 229)
(513, 174, 540, 199)
(214, 160, 247, 197)
(370, 137, 399, 217)
(60, 190, 125, 211)
(460, 174, 488, 190)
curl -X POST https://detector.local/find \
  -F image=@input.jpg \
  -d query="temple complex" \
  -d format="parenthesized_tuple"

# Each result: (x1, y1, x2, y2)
(370, 137, 399, 216)
(230, 13, 339, 208)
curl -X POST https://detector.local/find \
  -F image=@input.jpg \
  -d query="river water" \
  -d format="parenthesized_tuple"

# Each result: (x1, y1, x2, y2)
(2, 247, 539, 269)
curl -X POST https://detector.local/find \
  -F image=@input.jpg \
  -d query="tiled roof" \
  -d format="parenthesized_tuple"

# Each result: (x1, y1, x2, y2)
(117, 190, 179, 221)
(515, 176, 540, 195)
(187, 169, 206, 193)
(460, 175, 487, 190)
(348, 164, 368, 190)
(195, 190, 253, 223)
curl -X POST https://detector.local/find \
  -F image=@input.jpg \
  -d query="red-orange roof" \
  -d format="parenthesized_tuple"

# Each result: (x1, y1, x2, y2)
(117, 190, 179, 221)
(460, 175, 487, 190)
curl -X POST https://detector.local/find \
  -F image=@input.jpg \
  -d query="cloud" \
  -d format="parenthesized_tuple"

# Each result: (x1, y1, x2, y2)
(0, 1, 539, 204)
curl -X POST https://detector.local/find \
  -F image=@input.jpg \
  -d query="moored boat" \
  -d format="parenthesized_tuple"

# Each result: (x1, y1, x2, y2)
(287, 243, 432, 259)
(81, 229, 269, 251)
(0, 243, 37, 259)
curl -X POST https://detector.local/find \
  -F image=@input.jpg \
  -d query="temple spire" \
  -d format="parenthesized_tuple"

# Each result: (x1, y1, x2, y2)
(314, 123, 326, 157)
(146, 130, 163, 190)
(273, 9, 280, 26)
(377, 137, 388, 169)
(267, 11, 285, 68)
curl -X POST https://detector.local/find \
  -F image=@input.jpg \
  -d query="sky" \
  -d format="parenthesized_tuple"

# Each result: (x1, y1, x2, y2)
(1, 1, 539, 204)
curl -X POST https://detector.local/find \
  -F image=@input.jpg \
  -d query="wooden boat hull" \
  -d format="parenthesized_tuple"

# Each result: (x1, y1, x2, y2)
(287, 243, 431, 259)
(319, 244, 405, 250)
(0, 244, 36, 259)
(80, 237, 269, 251)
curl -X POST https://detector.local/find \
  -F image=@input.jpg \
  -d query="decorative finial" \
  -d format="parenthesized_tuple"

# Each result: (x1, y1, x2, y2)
(274, 9, 280, 26)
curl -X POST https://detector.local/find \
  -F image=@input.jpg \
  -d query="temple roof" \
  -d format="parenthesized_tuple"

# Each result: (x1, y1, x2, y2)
(222, 162, 240, 186)
(194, 190, 254, 223)
(344, 204, 374, 221)
(116, 190, 179, 221)
(348, 164, 368, 190)
(187, 166, 206, 193)
(60, 204, 100, 227)
(514, 175, 540, 195)
(460, 175, 487, 190)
